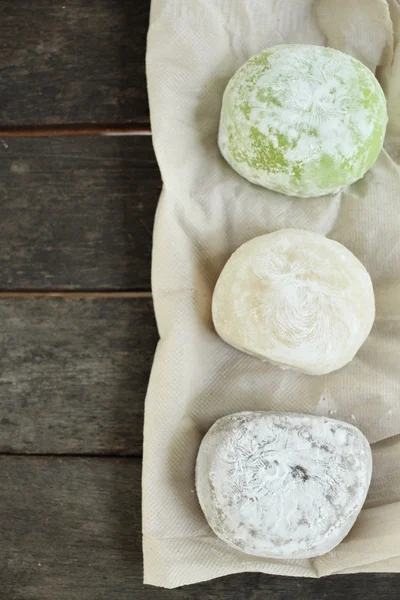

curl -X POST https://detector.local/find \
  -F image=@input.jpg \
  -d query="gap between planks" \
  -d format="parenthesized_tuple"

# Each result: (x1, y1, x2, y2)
(0, 453, 142, 459)
(0, 291, 152, 299)
(0, 124, 152, 138)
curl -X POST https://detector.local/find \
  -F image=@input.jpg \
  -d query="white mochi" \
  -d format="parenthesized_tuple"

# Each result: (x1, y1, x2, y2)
(196, 411, 372, 559)
(212, 229, 375, 375)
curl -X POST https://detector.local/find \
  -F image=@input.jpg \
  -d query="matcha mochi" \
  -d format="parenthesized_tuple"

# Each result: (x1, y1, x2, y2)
(219, 45, 388, 197)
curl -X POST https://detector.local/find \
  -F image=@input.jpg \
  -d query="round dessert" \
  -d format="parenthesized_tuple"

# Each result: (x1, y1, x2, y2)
(218, 44, 388, 197)
(212, 229, 375, 375)
(196, 411, 372, 559)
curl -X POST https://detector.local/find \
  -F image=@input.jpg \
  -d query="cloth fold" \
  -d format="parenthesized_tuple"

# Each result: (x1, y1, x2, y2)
(144, 0, 400, 587)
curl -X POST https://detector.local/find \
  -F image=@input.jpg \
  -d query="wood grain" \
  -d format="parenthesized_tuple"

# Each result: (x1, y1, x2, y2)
(0, 298, 157, 455)
(0, 0, 150, 126)
(0, 455, 398, 600)
(0, 136, 160, 290)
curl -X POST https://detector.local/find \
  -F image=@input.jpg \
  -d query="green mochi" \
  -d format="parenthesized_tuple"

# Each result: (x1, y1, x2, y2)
(219, 45, 388, 198)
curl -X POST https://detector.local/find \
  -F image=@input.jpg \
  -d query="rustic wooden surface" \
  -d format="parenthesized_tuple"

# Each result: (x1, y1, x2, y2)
(0, 0, 399, 598)
(0, 456, 398, 600)
(0, 297, 156, 455)
(0, 136, 159, 290)
(0, 0, 150, 126)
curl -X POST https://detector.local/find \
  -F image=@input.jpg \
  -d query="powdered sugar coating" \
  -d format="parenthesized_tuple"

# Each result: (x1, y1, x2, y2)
(212, 229, 375, 375)
(219, 45, 387, 197)
(196, 412, 372, 559)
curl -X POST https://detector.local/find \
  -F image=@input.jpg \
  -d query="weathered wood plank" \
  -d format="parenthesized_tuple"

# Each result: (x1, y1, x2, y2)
(0, 456, 398, 600)
(0, 136, 160, 290)
(0, 0, 150, 126)
(0, 298, 157, 455)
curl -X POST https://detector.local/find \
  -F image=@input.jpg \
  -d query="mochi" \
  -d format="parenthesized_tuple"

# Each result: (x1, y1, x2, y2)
(196, 411, 372, 558)
(219, 44, 387, 197)
(212, 229, 375, 375)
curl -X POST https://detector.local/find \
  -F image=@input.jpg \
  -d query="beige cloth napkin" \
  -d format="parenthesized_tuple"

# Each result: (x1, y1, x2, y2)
(144, 0, 400, 588)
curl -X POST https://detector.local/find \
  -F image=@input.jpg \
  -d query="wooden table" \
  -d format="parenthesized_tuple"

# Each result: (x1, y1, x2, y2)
(0, 2, 398, 598)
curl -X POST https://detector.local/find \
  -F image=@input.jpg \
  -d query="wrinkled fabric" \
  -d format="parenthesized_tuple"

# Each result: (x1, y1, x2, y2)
(144, 0, 400, 588)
